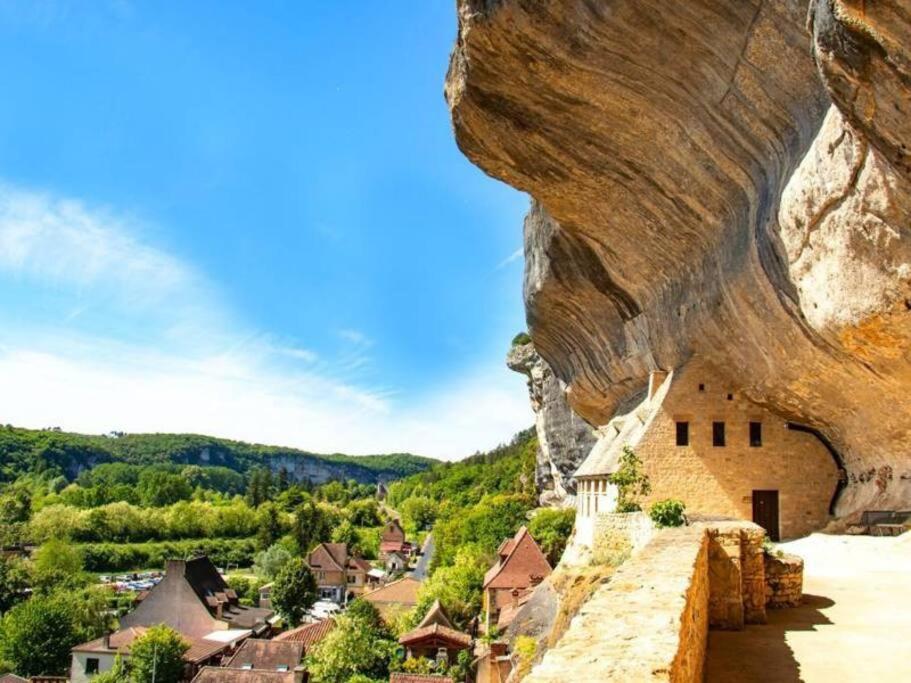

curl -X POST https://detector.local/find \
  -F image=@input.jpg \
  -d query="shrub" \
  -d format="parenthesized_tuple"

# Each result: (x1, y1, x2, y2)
(511, 332, 532, 347)
(649, 499, 686, 528)
(609, 446, 651, 512)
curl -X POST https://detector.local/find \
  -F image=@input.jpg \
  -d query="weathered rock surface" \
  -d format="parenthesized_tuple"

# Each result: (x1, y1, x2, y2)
(447, 0, 911, 517)
(506, 341, 596, 506)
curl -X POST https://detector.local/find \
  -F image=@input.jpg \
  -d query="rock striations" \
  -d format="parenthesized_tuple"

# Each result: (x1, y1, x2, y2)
(507, 340, 596, 507)
(447, 0, 911, 518)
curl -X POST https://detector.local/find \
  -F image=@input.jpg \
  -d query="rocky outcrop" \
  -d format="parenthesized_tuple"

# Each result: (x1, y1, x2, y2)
(447, 0, 911, 518)
(507, 341, 596, 506)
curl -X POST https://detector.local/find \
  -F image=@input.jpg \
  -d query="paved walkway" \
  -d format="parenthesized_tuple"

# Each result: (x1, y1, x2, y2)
(706, 533, 911, 682)
(410, 533, 434, 581)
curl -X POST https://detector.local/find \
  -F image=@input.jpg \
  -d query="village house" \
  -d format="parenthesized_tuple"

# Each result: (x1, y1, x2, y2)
(398, 600, 471, 667)
(69, 626, 231, 683)
(190, 639, 305, 682)
(361, 576, 422, 623)
(379, 519, 413, 567)
(574, 359, 843, 543)
(306, 542, 370, 603)
(482, 527, 551, 631)
(119, 556, 273, 639)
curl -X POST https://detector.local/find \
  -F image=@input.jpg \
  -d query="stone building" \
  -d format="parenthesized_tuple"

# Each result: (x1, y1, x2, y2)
(482, 526, 551, 631)
(574, 358, 843, 542)
(306, 543, 370, 603)
(119, 556, 273, 638)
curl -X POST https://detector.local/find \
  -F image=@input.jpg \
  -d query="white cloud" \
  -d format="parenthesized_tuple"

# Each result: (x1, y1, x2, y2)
(0, 343, 530, 459)
(496, 247, 523, 270)
(0, 183, 533, 459)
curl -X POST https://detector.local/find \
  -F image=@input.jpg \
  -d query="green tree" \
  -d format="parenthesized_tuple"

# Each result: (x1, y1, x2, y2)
(400, 496, 437, 532)
(305, 600, 397, 683)
(0, 593, 82, 675)
(411, 545, 487, 630)
(271, 558, 318, 627)
(128, 625, 189, 683)
(0, 555, 28, 614)
(527, 508, 576, 565)
(609, 446, 651, 512)
(136, 470, 192, 507)
(331, 519, 359, 550)
(292, 501, 329, 554)
(31, 538, 89, 593)
(256, 503, 283, 550)
(253, 543, 293, 582)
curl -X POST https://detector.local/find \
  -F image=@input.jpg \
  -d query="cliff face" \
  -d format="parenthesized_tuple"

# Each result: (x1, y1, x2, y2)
(447, 0, 911, 517)
(507, 341, 596, 507)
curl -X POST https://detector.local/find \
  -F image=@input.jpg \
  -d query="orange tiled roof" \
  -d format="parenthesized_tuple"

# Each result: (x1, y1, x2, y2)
(389, 674, 454, 683)
(398, 623, 471, 649)
(483, 526, 552, 590)
(273, 618, 336, 648)
(362, 577, 421, 606)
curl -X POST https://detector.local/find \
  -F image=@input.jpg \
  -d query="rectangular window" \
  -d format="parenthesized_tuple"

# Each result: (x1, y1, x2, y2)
(675, 421, 689, 446)
(86, 658, 100, 675)
(749, 421, 762, 447)
(712, 422, 726, 447)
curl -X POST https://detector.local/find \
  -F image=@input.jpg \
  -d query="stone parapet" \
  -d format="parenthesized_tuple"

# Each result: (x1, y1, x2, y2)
(764, 552, 804, 608)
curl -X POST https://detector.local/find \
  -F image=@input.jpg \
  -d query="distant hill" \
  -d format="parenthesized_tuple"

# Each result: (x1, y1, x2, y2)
(0, 426, 438, 485)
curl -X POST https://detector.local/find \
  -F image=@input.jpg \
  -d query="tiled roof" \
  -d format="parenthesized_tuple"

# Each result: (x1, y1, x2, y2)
(416, 599, 453, 629)
(348, 556, 372, 573)
(483, 526, 552, 590)
(389, 674, 454, 683)
(184, 638, 232, 664)
(273, 618, 336, 648)
(0, 674, 28, 683)
(71, 627, 149, 654)
(398, 623, 471, 649)
(381, 519, 406, 543)
(224, 639, 304, 671)
(495, 589, 533, 630)
(191, 667, 295, 683)
(72, 627, 230, 664)
(308, 543, 347, 571)
(380, 541, 407, 553)
(574, 374, 670, 478)
(362, 577, 421, 606)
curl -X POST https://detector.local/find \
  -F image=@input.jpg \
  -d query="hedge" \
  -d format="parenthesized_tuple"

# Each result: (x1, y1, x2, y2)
(78, 537, 258, 572)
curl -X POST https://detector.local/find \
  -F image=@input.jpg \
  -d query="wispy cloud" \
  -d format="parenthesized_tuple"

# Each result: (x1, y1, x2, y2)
(0, 183, 532, 459)
(496, 247, 523, 270)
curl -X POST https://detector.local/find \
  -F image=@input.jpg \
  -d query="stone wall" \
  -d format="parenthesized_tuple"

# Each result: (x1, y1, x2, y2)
(524, 521, 774, 683)
(764, 553, 804, 609)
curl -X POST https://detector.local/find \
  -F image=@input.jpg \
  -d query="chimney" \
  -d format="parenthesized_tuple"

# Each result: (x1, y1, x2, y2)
(102, 632, 111, 650)
(511, 589, 520, 609)
(293, 665, 306, 683)
(529, 574, 544, 587)
(648, 369, 669, 400)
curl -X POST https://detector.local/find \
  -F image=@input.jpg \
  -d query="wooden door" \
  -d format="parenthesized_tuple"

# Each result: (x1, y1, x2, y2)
(752, 490, 780, 541)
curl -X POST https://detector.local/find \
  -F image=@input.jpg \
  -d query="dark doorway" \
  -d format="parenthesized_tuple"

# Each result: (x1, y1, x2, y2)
(752, 490, 780, 541)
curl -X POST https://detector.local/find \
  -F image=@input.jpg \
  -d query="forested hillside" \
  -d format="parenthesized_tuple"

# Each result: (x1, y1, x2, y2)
(0, 426, 436, 484)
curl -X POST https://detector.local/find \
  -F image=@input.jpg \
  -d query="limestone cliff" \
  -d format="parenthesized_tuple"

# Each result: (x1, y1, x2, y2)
(447, 0, 911, 517)
(507, 340, 596, 507)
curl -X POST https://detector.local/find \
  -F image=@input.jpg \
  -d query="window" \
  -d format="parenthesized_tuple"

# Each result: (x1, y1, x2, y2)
(85, 658, 100, 675)
(675, 421, 689, 446)
(698, 383, 705, 392)
(276, 665, 289, 672)
(727, 393, 734, 401)
(749, 422, 762, 447)
(712, 422, 726, 447)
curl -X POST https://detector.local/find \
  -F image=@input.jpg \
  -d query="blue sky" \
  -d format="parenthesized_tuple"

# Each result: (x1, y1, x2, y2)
(0, 1, 532, 459)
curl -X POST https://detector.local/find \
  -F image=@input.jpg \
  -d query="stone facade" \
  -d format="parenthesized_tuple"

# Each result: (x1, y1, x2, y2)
(575, 358, 842, 540)
(764, 553, 804, 609)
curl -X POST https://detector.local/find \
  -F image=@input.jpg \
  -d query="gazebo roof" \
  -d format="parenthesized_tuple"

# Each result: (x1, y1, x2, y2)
(398, 623, 471, 650)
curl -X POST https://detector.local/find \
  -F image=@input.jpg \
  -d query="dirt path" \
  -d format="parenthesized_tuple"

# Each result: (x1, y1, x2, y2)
(706, 533, 911, 682)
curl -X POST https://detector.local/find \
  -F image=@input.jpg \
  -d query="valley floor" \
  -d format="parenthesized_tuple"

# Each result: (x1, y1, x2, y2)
(705, 532, 911, 682)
